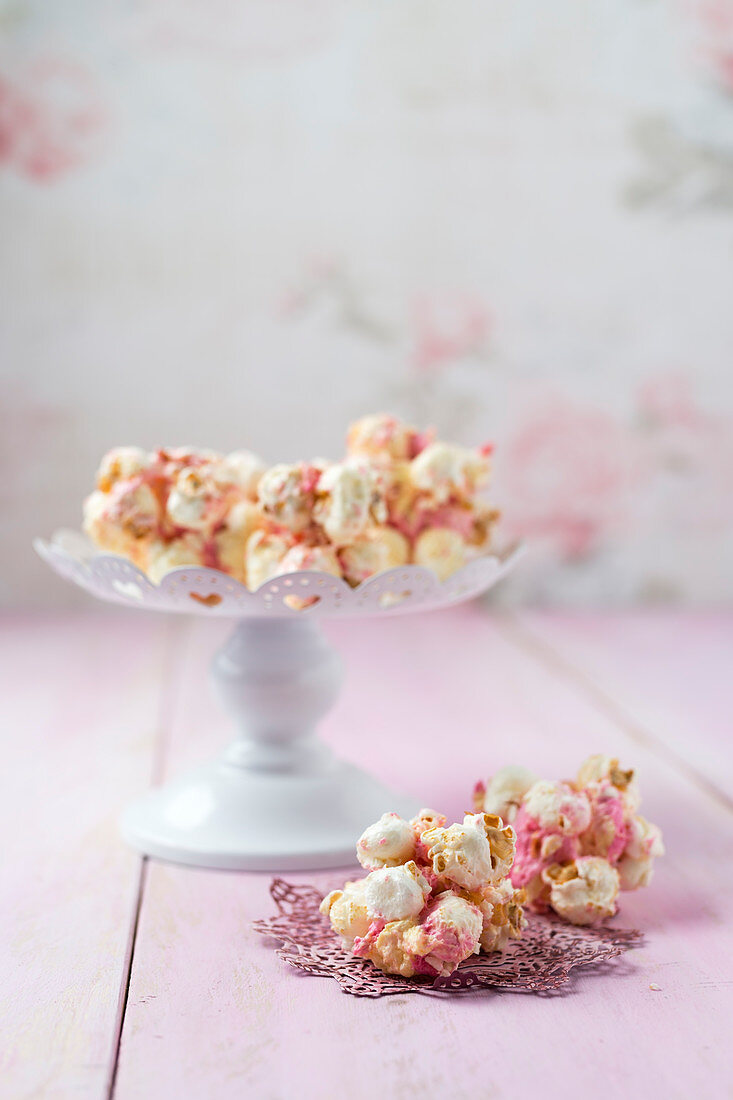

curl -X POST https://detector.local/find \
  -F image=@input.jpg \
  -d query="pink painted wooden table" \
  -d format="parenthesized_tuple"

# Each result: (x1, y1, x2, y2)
(2, 608, 732, 1099)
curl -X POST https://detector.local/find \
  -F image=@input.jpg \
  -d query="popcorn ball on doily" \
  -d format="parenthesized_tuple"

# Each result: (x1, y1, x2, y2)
(474, 755, 664, 925)
(320, 808, 526, 979)
(254, 877, 642, 998)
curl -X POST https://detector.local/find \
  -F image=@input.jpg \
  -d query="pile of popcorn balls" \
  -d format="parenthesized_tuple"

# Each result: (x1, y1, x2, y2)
(320, 809, 526, 978)
(474, 754, 665, 926)
(82, 413, 498, 588)
(321, 756, 663, 979)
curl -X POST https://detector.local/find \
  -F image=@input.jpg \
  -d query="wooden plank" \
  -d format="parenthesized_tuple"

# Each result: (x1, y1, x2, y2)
(507, 611, 733, 806)
(114, 609, 733, 1099)
(0, 611, 171, 1100)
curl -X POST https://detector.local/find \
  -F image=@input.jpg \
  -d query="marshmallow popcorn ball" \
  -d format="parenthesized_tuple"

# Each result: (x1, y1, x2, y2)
(474, 755, 664, 925)
(83, 415, 499, 590)
(320, 810, 526, 978)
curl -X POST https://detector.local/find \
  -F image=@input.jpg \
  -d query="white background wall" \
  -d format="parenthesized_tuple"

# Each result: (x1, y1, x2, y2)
(1, 0, 732, 606)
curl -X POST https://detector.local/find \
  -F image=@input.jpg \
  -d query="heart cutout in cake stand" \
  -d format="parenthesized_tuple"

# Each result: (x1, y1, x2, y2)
(35, 530, 523, 871)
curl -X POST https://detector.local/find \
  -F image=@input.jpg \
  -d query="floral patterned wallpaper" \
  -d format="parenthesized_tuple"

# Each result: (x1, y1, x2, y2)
(1, 0, 731, 605)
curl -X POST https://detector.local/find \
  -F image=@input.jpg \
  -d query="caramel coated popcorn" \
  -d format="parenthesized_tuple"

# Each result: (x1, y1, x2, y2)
(321, 808, 525, 979)
(83, 414, 499, 589)
(474, 755, 664, 925)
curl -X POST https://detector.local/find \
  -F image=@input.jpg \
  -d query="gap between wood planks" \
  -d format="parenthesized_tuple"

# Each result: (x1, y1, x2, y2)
(106, 858, 148, 1100)
(105, 616, 194, 1100)
(495, 612, 733, 817)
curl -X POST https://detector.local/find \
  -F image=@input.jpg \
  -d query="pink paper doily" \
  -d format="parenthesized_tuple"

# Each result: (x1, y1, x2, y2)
(253, 878, 642, 998)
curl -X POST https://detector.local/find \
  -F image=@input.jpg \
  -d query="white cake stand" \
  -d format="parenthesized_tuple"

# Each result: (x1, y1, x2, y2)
(35, 530, 523, 871)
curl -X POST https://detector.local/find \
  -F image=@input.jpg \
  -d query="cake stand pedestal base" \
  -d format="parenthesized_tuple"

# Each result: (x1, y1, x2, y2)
(120, 617, 419, 870)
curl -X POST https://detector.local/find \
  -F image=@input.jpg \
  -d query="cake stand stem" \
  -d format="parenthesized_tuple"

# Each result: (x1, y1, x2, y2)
(121, 616, 419, 870)
(213, 618, 343, 774)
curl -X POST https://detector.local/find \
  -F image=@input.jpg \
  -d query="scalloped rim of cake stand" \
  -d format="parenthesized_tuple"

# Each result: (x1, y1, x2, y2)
(34, 530, 524, 618)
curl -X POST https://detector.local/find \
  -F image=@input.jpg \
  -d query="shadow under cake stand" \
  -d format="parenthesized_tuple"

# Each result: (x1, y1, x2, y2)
(35, 530, 523, 871)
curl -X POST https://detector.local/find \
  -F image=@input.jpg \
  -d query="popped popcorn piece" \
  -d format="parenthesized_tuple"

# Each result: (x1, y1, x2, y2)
(410, 808, 448, 870)
(83, 490, 131, 557)
(277, 542, 342, 609)
(365, 458, 419, 528)
(410, 441, 490, 504)
(580, 782, 629, 863)
(320, 879, 371, 945)
(401, 891, 483, 976)
(165, 464, 234, 533)
(423, 813, 516, 891)
(413, 527, 466, 580)
(476, 765, 538, 822)
(470, 878, 527, 953)
(343, 456, 400, 521)
(244, 528, 342, 596)
(244, 529, 295, 591)
(543, 857, 620, 926)
(158, 445, 220, 466)
(522, 780, 592, 836)
(346, 413, 429, 462)
(511, 783, 598, 907)
(278, 542, 341, 578)
(466, 503, 501, 552)
(146, 534, 206, 584)
(574, 756, 663, 891)
(84, 477, 161, 549)
(410, 808, 447, 834)
(219, 450, 267, 499)
(617, 814, 665, 890)
(363, 862, 432, 921)
(577, 754, 640, 812)
(213, 501, 261, 583)
(352, 918, 421, 977)
(339, 527, 410, 586)
(257, 462, 321, 534)
(312, 463, 376, 545)
(96, 446, 151, 492)
(357, 812, 416, 870)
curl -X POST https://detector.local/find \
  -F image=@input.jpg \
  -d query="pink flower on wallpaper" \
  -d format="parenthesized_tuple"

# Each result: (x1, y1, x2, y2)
(638, 373, 706, 429)
(410, 294, 492, 374)
(690, 0, 733, 93)
(638, 373, 733, 530)
(0, 58, 107, 183)
(500, 398, 637, 560)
